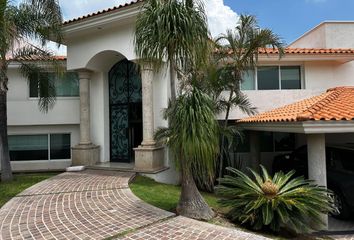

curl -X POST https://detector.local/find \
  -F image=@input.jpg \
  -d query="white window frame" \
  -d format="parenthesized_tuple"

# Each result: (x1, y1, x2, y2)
(249, 64, 304, 90)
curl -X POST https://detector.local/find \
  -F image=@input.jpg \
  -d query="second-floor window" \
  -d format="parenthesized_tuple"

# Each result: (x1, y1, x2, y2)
(29, 72, 79, 98)
(241, 66, 302, 90)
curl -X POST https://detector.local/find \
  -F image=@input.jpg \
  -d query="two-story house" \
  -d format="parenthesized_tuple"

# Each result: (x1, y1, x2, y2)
(4, 2, 354, 187)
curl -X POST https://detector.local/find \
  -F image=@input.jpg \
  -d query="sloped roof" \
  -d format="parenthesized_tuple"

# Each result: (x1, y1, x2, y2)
(63, 0, 142, 25)
(239, 87, 354, 123)
(259, 48, 354, 55)
(8, 56, 66, 61)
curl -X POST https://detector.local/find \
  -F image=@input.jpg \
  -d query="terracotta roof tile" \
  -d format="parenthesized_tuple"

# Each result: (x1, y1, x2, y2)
(259, 48, 354, 55)
(239, 87, 354, 123)
(63, 0, 142, 25)
(9, 56, 66, 61)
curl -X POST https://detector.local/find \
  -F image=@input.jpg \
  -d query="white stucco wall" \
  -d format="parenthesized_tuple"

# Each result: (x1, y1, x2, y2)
(290, 22, 354, 49)
(7, 67, 80, 126)
(3, 125, 80, 172)
(66, 23, 137, 71)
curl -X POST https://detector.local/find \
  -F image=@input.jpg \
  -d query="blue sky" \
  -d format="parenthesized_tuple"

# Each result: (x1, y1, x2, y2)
(225, 0, 354, 44)
(14, 0, 354, 53)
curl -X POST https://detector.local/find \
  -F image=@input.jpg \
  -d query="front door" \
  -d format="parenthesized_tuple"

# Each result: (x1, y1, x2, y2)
(109, 59, 142, 163)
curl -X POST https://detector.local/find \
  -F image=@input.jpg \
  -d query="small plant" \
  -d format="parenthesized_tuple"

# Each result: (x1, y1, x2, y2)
(216, 166, 333, 234)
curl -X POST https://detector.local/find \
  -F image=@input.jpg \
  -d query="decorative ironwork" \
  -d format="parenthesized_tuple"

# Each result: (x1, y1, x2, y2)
(109, 59, 142, 162)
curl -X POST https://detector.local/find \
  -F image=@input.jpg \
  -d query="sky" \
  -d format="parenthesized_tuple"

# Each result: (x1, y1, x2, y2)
(14, 0, 354, 53)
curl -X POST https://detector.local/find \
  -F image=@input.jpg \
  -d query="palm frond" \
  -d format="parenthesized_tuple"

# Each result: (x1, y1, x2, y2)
(216, 165, 334, 234)
(13, 45, 65, 112)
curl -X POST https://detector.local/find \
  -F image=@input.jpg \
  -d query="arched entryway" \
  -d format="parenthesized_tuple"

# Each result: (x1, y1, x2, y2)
(109, 59, 143, 163)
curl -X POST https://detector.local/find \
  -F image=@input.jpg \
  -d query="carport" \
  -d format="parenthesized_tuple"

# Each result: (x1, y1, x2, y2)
(238, 86, 354, 229)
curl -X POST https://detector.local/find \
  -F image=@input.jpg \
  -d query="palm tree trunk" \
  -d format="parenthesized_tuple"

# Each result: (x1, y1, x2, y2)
(169, 61, 176, 101)
(218, 89, 234, 180)
(0, 90, 13, 182)
(176, 158, 214, 220)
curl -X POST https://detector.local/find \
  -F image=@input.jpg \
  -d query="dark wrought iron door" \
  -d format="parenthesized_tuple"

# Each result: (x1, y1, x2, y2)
(109, 59, 142, 162)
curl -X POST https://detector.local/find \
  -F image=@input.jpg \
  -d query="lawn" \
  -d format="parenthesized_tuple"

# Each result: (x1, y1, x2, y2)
(0, 173, 58, 208)
(129, 175, 226, 214)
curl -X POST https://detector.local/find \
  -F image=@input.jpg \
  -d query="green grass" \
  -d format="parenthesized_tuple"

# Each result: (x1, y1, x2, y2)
(130, 175, 226, 213)
(0, 173, 58, 208)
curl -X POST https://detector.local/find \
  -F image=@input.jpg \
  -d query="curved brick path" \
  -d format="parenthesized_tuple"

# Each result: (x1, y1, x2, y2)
(0, 170, 269, 240)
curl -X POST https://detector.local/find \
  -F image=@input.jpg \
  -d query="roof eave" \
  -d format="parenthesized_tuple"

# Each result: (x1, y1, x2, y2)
(238, 120, 354, 134)
(258, 54, 354, 63)
(60, 2, 142, 43)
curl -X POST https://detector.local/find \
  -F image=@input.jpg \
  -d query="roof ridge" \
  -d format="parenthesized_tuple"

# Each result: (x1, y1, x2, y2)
(296, 89, 342, 121)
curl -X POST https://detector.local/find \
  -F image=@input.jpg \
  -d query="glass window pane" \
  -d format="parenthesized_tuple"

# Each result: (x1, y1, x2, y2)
(233, 131, 250, 153)
(9, 135, 48, 161)
(281, 66, 301, 89)
(260, 132, 274, 152)
(241, 70, 255, 90)
(50, 134, 71, 159)
(257, 66, 279, 90)
(29, 78, 38, 98)
(53, 72, 79, 97)
(274, 133, 295, 151)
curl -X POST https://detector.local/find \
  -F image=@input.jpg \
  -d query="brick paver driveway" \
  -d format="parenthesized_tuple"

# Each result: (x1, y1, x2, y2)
(0, 170, 269, 239)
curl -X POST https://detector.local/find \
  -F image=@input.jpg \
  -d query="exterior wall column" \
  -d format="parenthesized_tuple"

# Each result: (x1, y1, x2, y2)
(134, 64, 164, 172)
(141, 64, 156, 146)
(79, 71, 92, 145)
(307, 133, 328, 229)
(72, 70, 100, 166)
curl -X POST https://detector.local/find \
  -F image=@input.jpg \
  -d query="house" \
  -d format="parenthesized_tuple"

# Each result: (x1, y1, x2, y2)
(4, 1, 354, 186)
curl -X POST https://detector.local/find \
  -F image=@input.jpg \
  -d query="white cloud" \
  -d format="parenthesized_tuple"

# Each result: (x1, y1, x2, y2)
(59, 0, 238, 37)
(59, 0, 128, 20)
(205, 0, 239, 37)
(50, 0, 239, 54)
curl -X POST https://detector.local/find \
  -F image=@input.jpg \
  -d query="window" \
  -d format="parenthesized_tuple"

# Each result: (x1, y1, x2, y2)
(241, 66, 302, 90)
(29, 72, 79, 98)
(274, 132, 295, 151)
(50, 134, 71, 159)
(281, 66, 301, 89)
(9, 135, 48, 161)
(257, 66, 280, 90)
(9, 134, 71, 161)
(241, 70, 256, 90)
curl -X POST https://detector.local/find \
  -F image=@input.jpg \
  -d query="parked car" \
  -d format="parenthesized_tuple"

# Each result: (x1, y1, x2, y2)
(273, 145, 354, 219)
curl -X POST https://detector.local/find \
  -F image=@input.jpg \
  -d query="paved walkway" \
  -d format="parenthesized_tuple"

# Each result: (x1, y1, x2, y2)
(0, 170, 268, 240)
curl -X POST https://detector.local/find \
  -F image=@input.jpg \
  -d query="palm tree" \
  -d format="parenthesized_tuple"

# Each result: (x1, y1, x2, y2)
(155, 86, 220, 220)
(0, 0, 63, 182)
(215, 15, 285, 178)
(134, 0, 209, 101)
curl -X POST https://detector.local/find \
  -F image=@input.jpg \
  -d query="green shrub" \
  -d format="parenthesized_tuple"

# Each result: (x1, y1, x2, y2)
(216, 166, 333, 234)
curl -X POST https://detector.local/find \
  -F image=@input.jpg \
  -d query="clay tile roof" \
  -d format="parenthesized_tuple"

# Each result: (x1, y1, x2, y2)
(239, 87, 354, 123)
(259, 48, 354, 55)
(9, 56, 66, 61)
(63, 0, 142, 25)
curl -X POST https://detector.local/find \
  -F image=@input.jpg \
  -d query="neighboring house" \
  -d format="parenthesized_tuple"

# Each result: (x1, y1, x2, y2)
(4, 1, 354, 185)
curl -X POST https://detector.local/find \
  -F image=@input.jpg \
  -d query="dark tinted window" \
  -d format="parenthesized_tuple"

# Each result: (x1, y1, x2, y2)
(9, 135, 48, 161)
(260, 131, 274, 152)
(274, 133, 295, 151)
(339, 150, 354, 172)
(281, 66, 301, 89)
(257, 66, 279, 90)
(50, 134, 71, 159)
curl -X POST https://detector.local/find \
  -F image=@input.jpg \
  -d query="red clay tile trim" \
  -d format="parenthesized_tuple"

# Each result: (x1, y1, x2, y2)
(63, 0, 142, 25)
(239, 87, 354, 123)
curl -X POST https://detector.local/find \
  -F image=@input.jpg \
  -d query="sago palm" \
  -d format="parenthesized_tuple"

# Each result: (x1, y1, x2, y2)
(0, 0, 63, 181)
(216, 166, 334, 233)
(134, 0, 209, 101)
(215, 15, 284, 178)
(155, 87, 219, 220)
